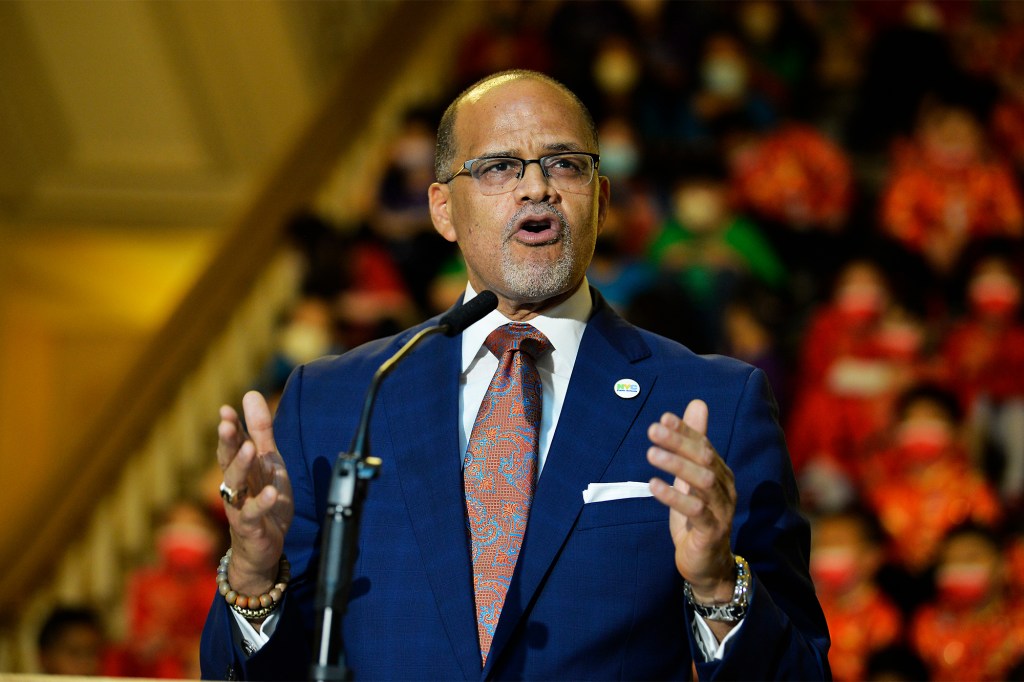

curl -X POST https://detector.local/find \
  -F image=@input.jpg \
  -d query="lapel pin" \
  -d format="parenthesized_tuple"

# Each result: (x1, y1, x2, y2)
(614, 378, 640, 399)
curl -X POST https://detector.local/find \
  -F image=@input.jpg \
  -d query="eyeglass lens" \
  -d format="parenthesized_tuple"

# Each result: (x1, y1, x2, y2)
(469, 154, 596, 195)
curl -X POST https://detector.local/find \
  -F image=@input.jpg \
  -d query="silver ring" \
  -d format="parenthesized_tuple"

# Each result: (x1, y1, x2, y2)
(219, 481, 247, 507)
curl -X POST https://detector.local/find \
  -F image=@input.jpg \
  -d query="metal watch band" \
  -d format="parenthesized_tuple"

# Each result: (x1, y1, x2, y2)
(683, 554, 750, 623)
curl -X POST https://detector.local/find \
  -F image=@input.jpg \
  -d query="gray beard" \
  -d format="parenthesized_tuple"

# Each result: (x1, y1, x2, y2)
(500, 203, 579, 300)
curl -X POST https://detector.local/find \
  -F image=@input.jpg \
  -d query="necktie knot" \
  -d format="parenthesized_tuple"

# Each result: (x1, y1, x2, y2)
(485, 322, 552, 361)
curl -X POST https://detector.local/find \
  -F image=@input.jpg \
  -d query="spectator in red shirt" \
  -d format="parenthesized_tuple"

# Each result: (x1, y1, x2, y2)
(911, 524, 1024, 681)
(881, 99, 1023, 275)
(863, 385, 1002, 573)
(811, 507, 902, 682)
(787, 259, 925, 510)
(940, 247, 1024, 504)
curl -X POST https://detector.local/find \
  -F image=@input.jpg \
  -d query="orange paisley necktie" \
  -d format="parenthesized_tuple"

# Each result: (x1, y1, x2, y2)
(463, 322, 551, 665)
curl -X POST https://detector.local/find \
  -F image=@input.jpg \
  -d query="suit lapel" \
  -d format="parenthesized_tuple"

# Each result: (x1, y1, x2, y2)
(484, 298, 657, 676)
(382, 329, 481, 680)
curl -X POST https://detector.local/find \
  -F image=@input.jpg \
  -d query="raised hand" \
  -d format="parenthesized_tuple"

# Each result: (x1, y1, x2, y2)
(217, 390, 295, 596)
(646, 400, 739, 636)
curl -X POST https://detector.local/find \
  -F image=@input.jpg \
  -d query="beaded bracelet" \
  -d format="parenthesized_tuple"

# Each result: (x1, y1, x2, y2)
(216, 548, 290, 621)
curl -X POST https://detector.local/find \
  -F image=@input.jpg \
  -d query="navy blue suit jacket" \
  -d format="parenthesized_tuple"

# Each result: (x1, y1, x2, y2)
(201, 291, 830, 680)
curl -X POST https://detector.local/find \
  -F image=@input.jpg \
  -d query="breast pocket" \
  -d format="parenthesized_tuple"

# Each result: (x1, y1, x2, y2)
(575, 495, 667, 530)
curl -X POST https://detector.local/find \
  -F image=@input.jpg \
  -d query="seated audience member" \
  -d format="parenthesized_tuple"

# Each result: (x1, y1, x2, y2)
(880, 98, 1024, 275)
(680, 31, 778, 151)
(863, 385, 1001, 573)
(648, 155, 785, 349)
(722, 288, 790, 416)
(787, 259, 922, 510)
(730, 123, 853, 233)
(37, 606, 108, 676)
(940, 245, 1024, 504)
(810, 507, 902, 682)
(911, 524, 1024, 681)
(121, 501, 221, 678)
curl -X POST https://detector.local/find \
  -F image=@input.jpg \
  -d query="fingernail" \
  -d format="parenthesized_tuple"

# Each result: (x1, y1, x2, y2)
(648, 448, 669, 463)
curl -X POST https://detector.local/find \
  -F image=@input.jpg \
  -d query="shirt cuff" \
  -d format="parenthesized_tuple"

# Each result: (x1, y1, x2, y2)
(229, 608, 280, 657)
(691, 613, 745, 661)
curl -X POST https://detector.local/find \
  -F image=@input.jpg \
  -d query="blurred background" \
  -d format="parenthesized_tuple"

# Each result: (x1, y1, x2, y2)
(3, 0, 1024, 678)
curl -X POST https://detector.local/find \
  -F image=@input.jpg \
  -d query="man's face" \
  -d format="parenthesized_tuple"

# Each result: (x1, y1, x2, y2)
(429, 78, 610, 317)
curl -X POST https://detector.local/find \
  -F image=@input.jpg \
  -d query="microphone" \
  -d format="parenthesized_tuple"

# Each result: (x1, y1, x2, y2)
(311, 291, 498, 681)
(439, 290, 499, 336)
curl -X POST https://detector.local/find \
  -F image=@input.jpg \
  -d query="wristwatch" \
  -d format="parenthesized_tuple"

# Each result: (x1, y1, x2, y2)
(683, 554, 750, 623)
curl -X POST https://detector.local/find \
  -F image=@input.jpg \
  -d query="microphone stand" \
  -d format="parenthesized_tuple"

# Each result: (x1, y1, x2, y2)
(309, 324, 451, 682)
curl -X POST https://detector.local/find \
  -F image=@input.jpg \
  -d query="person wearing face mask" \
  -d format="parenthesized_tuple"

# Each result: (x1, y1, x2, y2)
(647, 157, 785, 351)
(861, 385, 1001, 574)
(941, 247, 1024, 506)
(810, 507, 902, 682)
(680, 32, 777, 150)
(910, 524, 1024, 681)
(881, 99, 1024, 276)
(787, 260, 923, 512)
(121, 501, 222, 679)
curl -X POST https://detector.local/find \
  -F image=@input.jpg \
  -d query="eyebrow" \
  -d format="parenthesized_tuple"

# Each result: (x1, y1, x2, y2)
(473, 141, 588, 158)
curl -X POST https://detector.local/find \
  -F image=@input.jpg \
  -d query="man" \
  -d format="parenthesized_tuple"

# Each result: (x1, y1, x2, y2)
(201, 70, 829, 680)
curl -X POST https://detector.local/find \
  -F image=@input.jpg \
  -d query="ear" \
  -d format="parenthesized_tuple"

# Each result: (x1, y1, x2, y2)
(595, 175, 611, 236)
(429, 182, 457, 243)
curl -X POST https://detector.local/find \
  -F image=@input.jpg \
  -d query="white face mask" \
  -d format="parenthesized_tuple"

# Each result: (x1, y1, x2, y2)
(702, 58, 747, 97)
(599, 139, 639, 179)
(674, 188, 724, 232)
(594, 48, 640, 95)
(279, 321, 332, 364)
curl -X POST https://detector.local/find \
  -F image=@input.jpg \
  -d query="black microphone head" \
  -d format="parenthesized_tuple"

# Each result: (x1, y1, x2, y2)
(440, 290, 499, 336)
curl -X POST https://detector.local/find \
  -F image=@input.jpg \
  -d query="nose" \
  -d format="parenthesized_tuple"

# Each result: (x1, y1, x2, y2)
(514, 159, 557, 203)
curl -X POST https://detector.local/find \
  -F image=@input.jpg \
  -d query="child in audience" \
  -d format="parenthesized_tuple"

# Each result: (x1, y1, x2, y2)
(811, 507, 902, 682)
(911, 524, 1024, 681)
(941, 246, 1024, 505)
(863, 385, 1002, 573)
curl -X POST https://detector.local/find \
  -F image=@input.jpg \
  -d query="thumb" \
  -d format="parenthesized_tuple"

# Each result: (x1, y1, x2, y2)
(242, 390, 277, 454)
(681, 399, 709, 438)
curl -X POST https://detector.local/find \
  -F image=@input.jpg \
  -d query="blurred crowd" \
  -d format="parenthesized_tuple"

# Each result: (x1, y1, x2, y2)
(39, 1, 1024, 679)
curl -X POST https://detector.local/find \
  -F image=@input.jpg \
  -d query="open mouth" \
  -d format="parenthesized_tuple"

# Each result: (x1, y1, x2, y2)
(513, 215, 560, 245)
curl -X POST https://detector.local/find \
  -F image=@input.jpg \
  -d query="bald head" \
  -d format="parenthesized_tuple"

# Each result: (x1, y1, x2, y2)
(434, 70, 598, 182)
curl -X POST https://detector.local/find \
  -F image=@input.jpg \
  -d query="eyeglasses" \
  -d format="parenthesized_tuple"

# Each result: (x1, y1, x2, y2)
(444, 152, 600, 195)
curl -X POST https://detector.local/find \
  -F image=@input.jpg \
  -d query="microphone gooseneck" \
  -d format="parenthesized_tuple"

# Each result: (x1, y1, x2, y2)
(311, 291, 499, 682)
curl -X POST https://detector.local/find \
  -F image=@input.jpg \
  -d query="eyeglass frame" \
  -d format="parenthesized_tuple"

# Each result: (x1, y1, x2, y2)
(441, 152, 601, 193)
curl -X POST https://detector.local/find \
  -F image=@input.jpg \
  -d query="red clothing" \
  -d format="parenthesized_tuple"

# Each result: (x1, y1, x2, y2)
(865, 458, 1002, 571)
(731, 124, 853, 229)
(940, 318, 1024, 408)
(911, 599, 1024, 681)
(787, 307, 923, 478)
(819, 587, 902, 682)
(119, 563, 212, 678)
(992, 97, 1024, 170)
(880, 153, 1023, 253)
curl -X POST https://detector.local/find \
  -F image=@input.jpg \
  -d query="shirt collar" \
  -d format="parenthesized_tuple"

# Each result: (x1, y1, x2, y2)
(460, 279, 593, 378)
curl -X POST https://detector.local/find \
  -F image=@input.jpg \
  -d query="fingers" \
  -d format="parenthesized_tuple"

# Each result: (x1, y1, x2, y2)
(646, 399, 735, 520)
(242, 390, 277, 456)
(217, 391, 277, 510)
(681, 399, 709, 438)
(216, 404, 246, 470)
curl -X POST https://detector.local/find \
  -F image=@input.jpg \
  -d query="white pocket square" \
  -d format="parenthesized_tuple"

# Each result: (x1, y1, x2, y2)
(582, 481, 653, 504)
